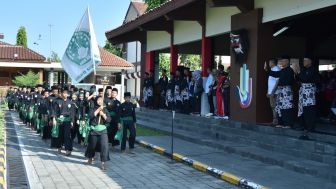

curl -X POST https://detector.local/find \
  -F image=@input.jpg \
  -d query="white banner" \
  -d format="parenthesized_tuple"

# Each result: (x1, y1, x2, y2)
(61, 7, 101, 84)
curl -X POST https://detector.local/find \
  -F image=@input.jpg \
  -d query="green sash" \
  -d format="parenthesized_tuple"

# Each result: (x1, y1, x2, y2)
(51, 116, 71, 138)
(79, 114, 90, 145)
(109, 111, 116, 116)
(115, 116, 134, 141)
(90, 124, 107, 132)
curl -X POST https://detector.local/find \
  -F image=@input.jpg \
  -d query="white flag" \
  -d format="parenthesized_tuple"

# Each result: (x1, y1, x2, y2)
(61, 7, 101, 84)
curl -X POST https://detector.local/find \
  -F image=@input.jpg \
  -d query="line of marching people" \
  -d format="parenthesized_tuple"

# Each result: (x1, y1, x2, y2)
(6, 84, 137, 170)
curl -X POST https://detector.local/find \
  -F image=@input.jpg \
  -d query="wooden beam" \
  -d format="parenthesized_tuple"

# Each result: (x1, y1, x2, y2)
(207, 0, 254, 13)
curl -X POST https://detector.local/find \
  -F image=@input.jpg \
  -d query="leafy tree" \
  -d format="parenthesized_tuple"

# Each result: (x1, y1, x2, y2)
(12, 70, 40, 87)
(47, 51, 61, 62)
(159, 53, 170, 76)
(16, 26, 28, 47)
(104, 40, 122, 57)
(179, 54, 201, 71)
(145, 0, 164, 11)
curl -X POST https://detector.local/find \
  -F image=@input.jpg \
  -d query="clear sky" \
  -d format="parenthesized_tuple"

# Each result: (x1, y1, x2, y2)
(0, 0, 130, 59)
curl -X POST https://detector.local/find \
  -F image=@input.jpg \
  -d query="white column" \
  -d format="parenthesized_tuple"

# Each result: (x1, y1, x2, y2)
(121, 70, 125, 99)
(49, 70, 54, 87)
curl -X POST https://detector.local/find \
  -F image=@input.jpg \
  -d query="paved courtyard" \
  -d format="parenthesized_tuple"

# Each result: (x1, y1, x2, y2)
(8, 111, 236, 189)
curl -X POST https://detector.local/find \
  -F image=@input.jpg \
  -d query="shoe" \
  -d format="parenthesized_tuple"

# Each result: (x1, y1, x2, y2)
(223, 116, 229, 120)
(121, 150, 126, 154)
(65, 151, 71, 156)
(87, 158, 93, 165)
(299, 135, 311, 140)
(57, 148, 62, 154)
(101, 162, 106, 170)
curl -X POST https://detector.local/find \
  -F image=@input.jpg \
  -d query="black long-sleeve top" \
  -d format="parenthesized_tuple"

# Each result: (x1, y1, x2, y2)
(119, 102, 136, 123)
(53, 98, 74, 118)
(269, 66, 294, 86)
(47, 95, 58, 118)
(105, 97, 121, 124)
(159, 76, 168, 92)
(296, 66, 319, 84)
(38, 98, 49, 114)
(77, 99, 88, 120)
(70, 100, 78, 122)
(89, 106, 110, 126)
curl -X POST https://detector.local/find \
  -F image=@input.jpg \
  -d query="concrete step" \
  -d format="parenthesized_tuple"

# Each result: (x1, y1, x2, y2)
(137, 108, 336, 145)
(138, 116, 336, 167)
(137, 110, 336, 153)
(137, 118, 336, 183)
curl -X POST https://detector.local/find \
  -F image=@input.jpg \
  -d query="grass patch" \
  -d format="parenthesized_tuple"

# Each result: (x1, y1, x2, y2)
(0, 103, 6, 145)
(136, 124, 166, 136)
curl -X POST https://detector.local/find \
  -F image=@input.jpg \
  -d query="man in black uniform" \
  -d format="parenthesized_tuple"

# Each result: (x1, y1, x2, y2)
(77, 92, 88, 145)
(51, 88, 74, 156)
(33, 84, 44, 132)
(105, 87, 121, 147)
(86, 96, 110, 169)
(174, 70, 188, 113)
(166, 72, 175, 110)
(38, 90, 51, 140)
(269, 56, 295, 128)
(70, 93, 79, 143)
(143, 72, 153, 108)
(159, 69, 168, 110)
(294, 56, 319, 140)
(119, 92, 136, 153)
(6, 87, 15, 110)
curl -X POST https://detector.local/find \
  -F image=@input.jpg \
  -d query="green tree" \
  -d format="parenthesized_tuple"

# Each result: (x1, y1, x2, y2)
(47, 51, 61, 62)
(179, 54, 201, 71)
(159, 53, 170, 76)
(12, 70, 40, 87)
(16, 26, 28, 47)
(145, 0, 164, 11)
(104, 40, 122, 57)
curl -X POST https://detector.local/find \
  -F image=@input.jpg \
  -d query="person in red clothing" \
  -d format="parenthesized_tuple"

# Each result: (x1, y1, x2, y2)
(215, 71, 225, 118)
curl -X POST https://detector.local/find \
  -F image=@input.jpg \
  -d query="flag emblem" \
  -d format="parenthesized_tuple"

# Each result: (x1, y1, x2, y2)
(65, 31, 91, 66)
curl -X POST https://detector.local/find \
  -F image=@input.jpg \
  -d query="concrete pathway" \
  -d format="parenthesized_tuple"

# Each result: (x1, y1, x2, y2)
(137, 135, 336, 189)
(9, 111, 236, 189)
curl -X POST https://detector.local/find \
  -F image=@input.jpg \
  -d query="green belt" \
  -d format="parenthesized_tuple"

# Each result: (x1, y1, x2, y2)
(109, 111, 116, 116)
(120, 116, 133, 122)
(57, 116, 71, 122)
(90, 124, 106, 132)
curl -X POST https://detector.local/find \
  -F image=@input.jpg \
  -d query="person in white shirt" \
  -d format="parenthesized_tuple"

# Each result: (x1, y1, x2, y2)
(205, 67, 215, 116)
(264, 59, 281, 125)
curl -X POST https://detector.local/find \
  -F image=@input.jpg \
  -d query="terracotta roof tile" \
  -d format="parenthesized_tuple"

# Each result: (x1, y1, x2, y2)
(0, 41, 45, 62)
(98, 47, 133, 68)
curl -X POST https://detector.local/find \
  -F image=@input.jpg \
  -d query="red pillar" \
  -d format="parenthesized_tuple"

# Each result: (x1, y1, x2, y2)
(145, 51, 154, 73)
(202, 35, 212, 77)
(170, 45, 178, 74)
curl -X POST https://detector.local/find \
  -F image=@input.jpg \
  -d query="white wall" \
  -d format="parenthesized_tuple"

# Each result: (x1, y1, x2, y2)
(174, 21, 202, 45)
(255, 0, 336, 23)
(127, 42, 137, 63)
(146, 31, 170, 52)
(124, 5, 138, 23)
(206, 6, 240, 37)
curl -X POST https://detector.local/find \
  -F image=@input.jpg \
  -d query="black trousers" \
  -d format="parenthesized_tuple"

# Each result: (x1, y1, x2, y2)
(278, 108, 295, 127)
(301, 105, 316, 132)
(159, 94, 166, 109)
(8, 102, 14, 110)
(194, 94, 202, 113)
(108, 121, 120, 146)
(175, 100, 183, 113)
(85, 131, 110, 162)
(71, 121, 83, 144)
(207, 93, 214, 114)
(50, 121, 72, 151)
(41, 115, 51, 140)
(121, 121, 136, 151)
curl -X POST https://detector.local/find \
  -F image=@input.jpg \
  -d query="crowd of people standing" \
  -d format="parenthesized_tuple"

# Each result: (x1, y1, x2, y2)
(142, 65, 231, 119)
(265, 55, 336, 140)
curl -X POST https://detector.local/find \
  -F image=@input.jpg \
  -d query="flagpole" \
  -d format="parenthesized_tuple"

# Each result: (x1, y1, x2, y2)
(87, 6, 97, 84)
